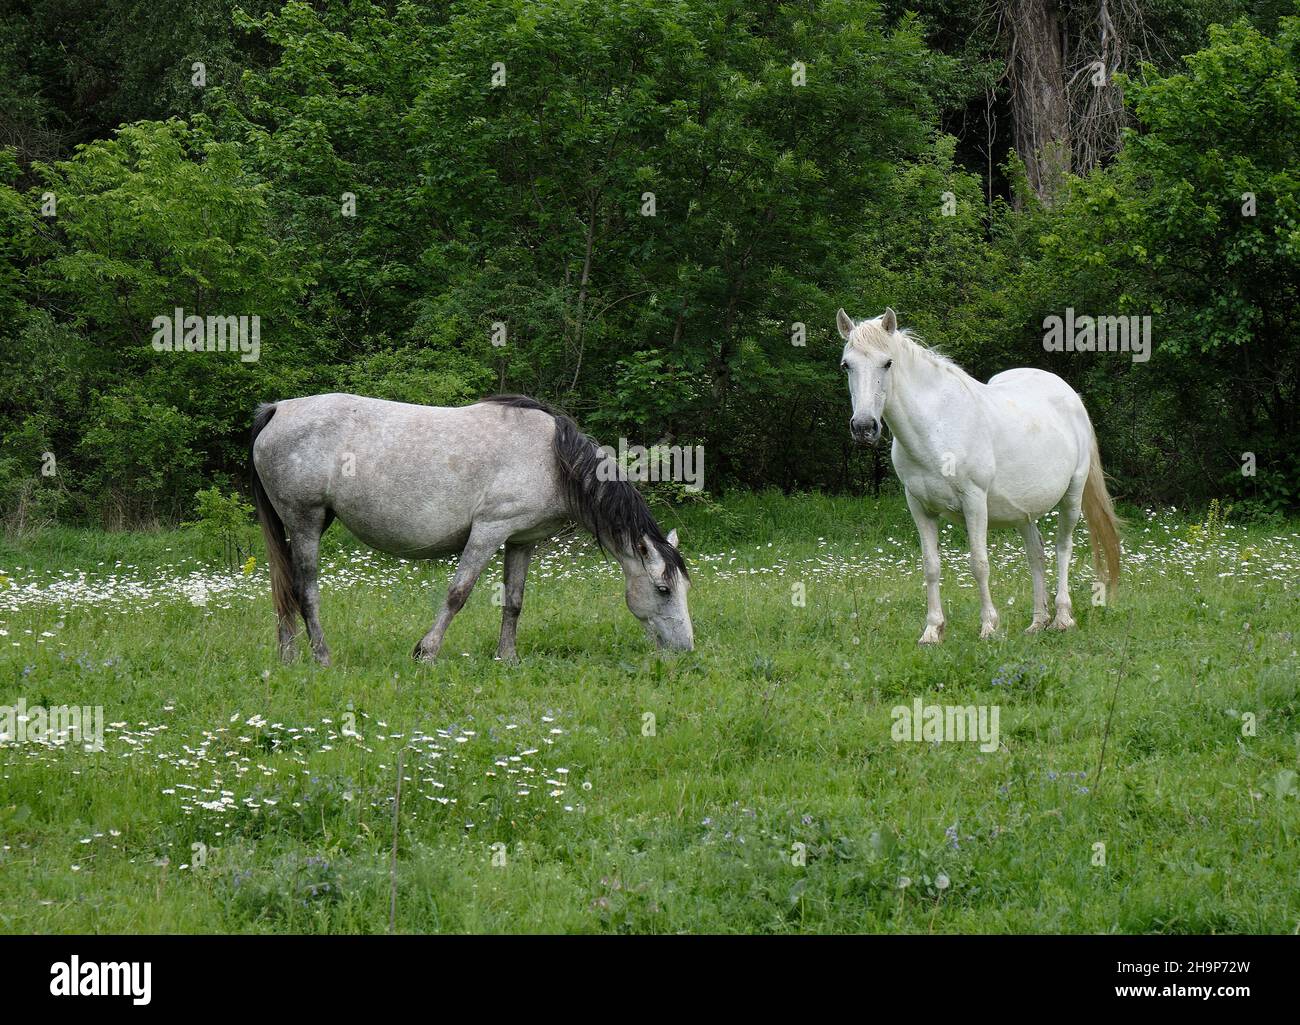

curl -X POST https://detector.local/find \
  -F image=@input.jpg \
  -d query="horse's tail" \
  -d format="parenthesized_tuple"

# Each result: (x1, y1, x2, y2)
(1081, 429, 1122, 595)
(250, 403, 300, 625)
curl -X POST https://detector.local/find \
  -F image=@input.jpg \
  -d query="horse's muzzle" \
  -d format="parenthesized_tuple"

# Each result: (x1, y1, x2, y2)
(850, 417, 881, 446)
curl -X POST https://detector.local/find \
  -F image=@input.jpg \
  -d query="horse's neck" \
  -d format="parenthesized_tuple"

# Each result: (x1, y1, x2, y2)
(884, 350, 981, 460)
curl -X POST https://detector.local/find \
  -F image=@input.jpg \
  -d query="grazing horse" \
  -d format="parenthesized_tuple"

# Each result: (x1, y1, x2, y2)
(837, 308, 1121, 644)
(250, 394, 692, 665)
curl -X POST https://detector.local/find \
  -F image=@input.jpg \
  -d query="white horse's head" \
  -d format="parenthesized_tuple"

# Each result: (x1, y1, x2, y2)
(837, 307, 899, 446)
(615, 528, 694, 652)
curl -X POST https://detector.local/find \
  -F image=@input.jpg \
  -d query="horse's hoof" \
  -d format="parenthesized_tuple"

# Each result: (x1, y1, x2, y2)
(979, 622, 998, 640)
(1049, 615, 1076, 631)
(314, 651, 332, 667)
(1025, 620, 1049, 635)
(918, 625, 944, 645)
(495, 652, 519, 665)
(412, 641, 438, 663)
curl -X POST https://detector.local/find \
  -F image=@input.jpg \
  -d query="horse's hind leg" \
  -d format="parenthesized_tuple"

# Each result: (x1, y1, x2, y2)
(961, 492, 999, 639)
(1050, 478, 1086, 630)
(286, 507, 332, 666)
(414, 523, 509, 663)
(495, 542, 535, 663)
(1019, 520, 1051, 633)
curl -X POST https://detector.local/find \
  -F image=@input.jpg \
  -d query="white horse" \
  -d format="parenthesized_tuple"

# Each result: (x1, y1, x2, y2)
(837, 308, 1120, 644)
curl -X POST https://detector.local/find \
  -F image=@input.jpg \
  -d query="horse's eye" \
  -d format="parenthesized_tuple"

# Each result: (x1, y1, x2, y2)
(840, 362, 848, 372)
(883, 359, 893, 370)
(656, 585, 671, 596)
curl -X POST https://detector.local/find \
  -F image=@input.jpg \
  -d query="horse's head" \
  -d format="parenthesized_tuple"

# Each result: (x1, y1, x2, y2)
(837, 307, 898, 446)
(615, 528, 694, 652)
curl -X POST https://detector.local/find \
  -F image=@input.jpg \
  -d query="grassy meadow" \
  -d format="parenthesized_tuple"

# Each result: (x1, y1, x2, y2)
(1, 492, 1297, 934)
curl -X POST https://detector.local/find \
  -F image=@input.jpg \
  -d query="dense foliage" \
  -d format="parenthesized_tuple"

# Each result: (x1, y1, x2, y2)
(1, 1, 1296, 526)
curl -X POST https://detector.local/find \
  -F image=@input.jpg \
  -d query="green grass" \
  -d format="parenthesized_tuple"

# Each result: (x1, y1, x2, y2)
(1, 491, 1297, 933)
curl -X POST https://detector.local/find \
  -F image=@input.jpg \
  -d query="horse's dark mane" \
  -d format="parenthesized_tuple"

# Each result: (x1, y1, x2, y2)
(480, 394, 687, 582)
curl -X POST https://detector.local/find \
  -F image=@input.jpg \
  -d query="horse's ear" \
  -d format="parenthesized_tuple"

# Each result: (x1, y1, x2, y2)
(881, 307, 898, 333)
(666, 528, 679, 549)
(836, 308, 855, 340)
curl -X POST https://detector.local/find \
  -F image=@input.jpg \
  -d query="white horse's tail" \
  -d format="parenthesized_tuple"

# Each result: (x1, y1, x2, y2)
(1082, 432, 1122, 594)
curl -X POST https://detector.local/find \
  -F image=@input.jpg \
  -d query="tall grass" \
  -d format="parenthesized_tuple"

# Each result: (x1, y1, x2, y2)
(1, 494, 1297, 933)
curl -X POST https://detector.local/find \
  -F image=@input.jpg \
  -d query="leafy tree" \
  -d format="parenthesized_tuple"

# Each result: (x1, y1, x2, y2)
(31, 118, 312, 520)
(1032, 17, 1300, 509)
(1, 1, 1297, 523)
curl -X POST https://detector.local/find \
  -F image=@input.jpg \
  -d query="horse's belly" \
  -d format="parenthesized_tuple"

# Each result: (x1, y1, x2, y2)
(321, 457, 483, 556)
(985, 486, 1060, 525)
(894, 431, 1077, 525)
(331, 497, 473, 559)
(329, 481, 562, 558)
(983, 449, 1076, 523)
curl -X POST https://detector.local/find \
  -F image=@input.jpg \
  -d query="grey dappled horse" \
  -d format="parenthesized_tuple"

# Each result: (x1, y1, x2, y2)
(250, 394, 692, 665)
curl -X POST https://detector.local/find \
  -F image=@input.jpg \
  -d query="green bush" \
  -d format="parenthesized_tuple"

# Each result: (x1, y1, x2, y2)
(183, 486, 258, 572)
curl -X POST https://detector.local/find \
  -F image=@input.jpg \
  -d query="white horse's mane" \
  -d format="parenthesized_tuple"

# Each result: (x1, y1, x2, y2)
(849, 318, 980, 390)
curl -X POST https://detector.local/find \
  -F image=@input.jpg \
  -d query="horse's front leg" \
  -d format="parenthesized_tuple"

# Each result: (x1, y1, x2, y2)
(495, 542, 535, 663)
(962, 493, 999, 639)
(414, 524, 509, 663)
(906, 490, 945, 645)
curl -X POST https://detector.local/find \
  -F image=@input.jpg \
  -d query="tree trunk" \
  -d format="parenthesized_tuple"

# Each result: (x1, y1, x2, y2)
(1006, 0, 1071, 207)
(568, 196, 598, 393)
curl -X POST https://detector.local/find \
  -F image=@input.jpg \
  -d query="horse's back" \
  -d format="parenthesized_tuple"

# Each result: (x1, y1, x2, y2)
(257, 392, 555, 463)
(252, 394, 562, 556)
(986, 369, 1091, 440)
(987, 366, 1076, 401)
